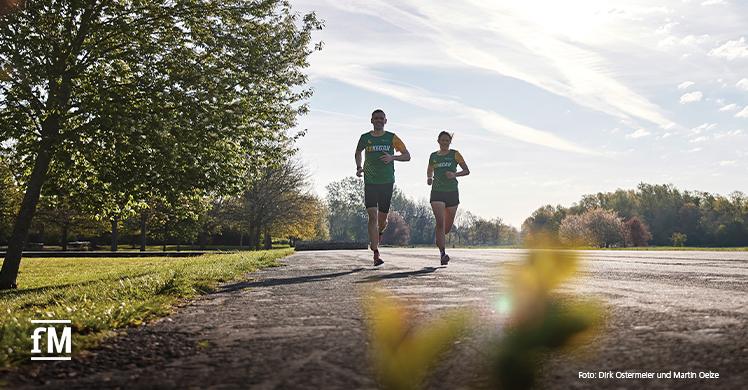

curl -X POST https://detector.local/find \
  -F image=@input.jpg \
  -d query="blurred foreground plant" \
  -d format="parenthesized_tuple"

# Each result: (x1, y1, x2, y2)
(364, 290, 470, 390)
(489, 243, 602, 389)
(364, 238, 602, 390)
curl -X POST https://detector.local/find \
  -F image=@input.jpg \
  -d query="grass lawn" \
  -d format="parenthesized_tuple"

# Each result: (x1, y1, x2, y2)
(0, 249, 292, 367)
(0, 244, 292, 252)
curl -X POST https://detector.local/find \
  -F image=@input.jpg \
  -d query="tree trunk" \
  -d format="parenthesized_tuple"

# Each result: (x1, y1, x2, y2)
(0, 137, 56, 289)
(239, 232, 244, 248)
(263, 228, 272, 250)
(110, 216, 119, 252)
(61, 224, 69, 251)
(140, 212, 147, 252)
(249, 226, 261, 250)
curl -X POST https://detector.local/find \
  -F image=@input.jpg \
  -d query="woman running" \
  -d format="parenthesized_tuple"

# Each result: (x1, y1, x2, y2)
(427, 131, 470, 265)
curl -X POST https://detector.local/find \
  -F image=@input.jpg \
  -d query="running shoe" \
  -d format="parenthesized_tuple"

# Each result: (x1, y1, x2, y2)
(440, 253, 450, 266)
(374, 250, 384, 266)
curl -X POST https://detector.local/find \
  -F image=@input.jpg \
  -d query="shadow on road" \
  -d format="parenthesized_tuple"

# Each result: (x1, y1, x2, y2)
(218, 267, 367, 292)
(355, 266, 445, 283)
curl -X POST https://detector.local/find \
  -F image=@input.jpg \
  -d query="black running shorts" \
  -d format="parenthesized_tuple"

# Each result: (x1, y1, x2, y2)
(364, 182, 394, 213)
(430, 190, 460, 207)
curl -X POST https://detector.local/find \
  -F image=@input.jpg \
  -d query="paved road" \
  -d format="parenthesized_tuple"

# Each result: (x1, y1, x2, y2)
(6, 249, 747, 389)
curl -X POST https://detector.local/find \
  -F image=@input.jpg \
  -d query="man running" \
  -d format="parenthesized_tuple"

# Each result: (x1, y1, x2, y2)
(355, 109, 410, 266)
(427, 131, 470, 265)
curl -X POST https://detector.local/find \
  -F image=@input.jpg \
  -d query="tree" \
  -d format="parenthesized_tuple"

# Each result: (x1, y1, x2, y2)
(273, 194, 330, 245)
(624, 216, 652, 247)
(579, 208, 626, 248)
(382, 211, 410, 246)
(0, 155, 20, 244)
(521, 205, 567, 242)
(0, 1, 24, 17)
(558, 214, 588, 247)
(233, 159, 316, 249)
(326, 177, 367, 241)
(671, 232, 687, 247)
(0, 1, 322, 288)
(390, 188, 435, 245)
(33, 195, 105, 250)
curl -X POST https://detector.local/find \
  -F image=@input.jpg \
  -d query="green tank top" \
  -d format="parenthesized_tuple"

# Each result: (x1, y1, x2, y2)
(357, 131, 406, 184)
(430, 149, 463, 192)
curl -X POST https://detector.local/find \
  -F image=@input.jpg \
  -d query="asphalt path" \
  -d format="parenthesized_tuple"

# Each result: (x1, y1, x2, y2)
(6, 249, 747, 389)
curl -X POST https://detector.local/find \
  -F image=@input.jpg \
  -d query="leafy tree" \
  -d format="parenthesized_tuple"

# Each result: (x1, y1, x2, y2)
(33, 195, 106, 250)
(0, 0, 24, 17)
(579, 208, 625, 248)
(636, 183, 682, 245)
(558, 214, 588, 247)
(521, 205, 567, 242)
(326, 177, 367, 241)
(671, 232, 687, 247)
(382, 211, 410, 246)
(233, 159, 316, 249)
(0, 155, 20, 244)
(558, 208, 632, 248)
(272, 194, 330, 245)
(624, 216, 652, 247)
(0, 1, 322, 288)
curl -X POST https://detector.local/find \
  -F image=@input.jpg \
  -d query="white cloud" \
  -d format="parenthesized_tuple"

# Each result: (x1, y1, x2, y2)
(709, 37, 748, 60)
(736, 106, 748, 118)
(688, 147, 703, 153)
(701, 0, 726, 5)
(677, 81, 695, 90)
(626, 128, 651, 139)
(313, 1, 676, 129)
(714, 129, 744, 139)
(656, 22, 679, 35)
(737, 78, 748, 91)
(680, 91, 703, 104)
(658, 34, 711, 50)
(690, 123, 717, 135)
(719, 160, 737, 166)
(690, 136, 709, 143)
(317, 65, 597, 155)
(719, 103, 739, 112)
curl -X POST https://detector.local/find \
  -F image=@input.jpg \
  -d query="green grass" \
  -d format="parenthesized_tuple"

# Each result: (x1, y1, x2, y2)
(0, 249, 293, 367)
(1, 244, 292, 251)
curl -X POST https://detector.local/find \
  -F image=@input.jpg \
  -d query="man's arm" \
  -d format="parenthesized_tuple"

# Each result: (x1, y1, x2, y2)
(393, 148, 411, 162)
(380, 134, 410, 163)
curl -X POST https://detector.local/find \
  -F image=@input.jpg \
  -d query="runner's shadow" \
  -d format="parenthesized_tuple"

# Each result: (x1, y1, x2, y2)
(218, 267, 367, 292)
(355, 266, 444, 283)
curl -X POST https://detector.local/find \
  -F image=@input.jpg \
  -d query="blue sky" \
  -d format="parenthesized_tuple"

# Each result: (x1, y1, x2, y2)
(292, 0, 748, 227)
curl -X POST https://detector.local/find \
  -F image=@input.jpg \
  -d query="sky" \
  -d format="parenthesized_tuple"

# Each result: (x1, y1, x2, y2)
(291, 0, 748, 228)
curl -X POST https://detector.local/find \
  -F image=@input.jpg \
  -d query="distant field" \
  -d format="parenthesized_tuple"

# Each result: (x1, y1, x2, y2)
(0, 249, 293, 367)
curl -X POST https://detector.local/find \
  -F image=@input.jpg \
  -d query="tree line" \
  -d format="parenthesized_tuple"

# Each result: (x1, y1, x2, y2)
(522, 183, 748, 247)
(325, 177, 520, 247)
(0, 157, 329, 250)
